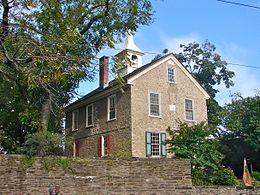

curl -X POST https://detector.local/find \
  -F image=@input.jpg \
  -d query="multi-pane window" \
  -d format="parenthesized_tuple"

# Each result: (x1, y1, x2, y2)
(72, 110, 78, 131)
(86, 104, 93, 127)
(151, 133, 160, 156)
(108, 95, 116, 120)
(146, 132, 166, 157)
(185, 99, 194, 121)
(149, 92, 160, 117)
(167, 67, 175, 83)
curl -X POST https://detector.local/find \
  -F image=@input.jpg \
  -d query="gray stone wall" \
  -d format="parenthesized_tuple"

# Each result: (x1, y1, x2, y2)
(131, 58, 208, 157)
(1, 155, 259, 195)
(0, 155, 192, 195)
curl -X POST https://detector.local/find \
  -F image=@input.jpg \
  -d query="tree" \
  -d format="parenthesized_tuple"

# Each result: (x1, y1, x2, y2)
(219, 93, 260, 175)
(0, 0, 154, 152)
(167, 122, 239, 185)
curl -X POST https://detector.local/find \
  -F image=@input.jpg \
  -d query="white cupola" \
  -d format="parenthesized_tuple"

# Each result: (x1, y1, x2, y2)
(116, 30, 144, 76)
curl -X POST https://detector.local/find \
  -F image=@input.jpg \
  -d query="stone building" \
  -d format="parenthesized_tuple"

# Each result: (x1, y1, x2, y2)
(65, 31, 210, 158)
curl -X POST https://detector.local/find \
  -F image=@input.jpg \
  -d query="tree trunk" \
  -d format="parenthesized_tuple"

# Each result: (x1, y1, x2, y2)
(40, 93, 52, 132)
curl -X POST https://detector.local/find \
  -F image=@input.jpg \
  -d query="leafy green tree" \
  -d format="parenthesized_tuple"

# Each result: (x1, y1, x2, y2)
(219, 93, 260, 175)
(0, 0, 154, 152)
(167, 122, 239, 185)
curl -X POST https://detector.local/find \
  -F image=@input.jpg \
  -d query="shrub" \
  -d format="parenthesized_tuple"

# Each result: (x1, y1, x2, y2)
(20, 131, 72, 157)
(252, 171, 260, 181)
(252, 171, 260, 186)
(192, 167, 240, 186)
(210, 168, 240, 186)
(167, 122, 240, 186)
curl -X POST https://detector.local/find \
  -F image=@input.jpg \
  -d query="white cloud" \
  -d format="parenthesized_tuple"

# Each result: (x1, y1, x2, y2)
(216, 65, 260, 106)
(215, 43, 260, 105)
(162, 33, 201, 53)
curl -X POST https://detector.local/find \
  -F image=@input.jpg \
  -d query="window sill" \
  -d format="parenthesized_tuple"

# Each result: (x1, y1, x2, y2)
(86, 125, 94, 128)
(72, 129, 78, 132)
(148, 156, 166, 159)
(185, 119, 195, 122)
(107, 118, 116, 122)
(167, 81, 176, 84)
(149, 115, 162, 119)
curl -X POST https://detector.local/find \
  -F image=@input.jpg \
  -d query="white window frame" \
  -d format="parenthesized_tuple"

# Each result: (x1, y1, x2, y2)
(148, 91, 161, 117)
(146, 131, 166, 158)
(150, 132, 161, 157)
(184, 98, 195, 121)
(86, 104, 94, 127)
(101, 136, 107, 157)
(167, 66, 175, 83)
(72, 110, 78, 131)
(99, 135, 111, 157)
(107, 94, 116, 121)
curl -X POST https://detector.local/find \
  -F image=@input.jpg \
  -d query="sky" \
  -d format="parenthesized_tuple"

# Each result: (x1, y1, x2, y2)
(78, 0, 260, 106)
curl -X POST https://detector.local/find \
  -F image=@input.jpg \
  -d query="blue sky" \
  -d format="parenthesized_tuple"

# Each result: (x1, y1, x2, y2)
(78, 0, 260, 105)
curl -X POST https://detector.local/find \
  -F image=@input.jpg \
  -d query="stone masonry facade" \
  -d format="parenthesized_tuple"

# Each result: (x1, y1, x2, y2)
(130, 57, 208, 157)
(65, 55, 209, 159)
(1, 155, 260, 195)
(65, 86, 132, 158)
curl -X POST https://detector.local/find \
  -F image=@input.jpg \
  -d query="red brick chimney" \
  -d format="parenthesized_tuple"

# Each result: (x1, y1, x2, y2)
(99, 56, 109, 88)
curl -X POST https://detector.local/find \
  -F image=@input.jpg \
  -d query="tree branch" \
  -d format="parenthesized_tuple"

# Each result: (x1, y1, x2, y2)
(0, 39, 14, 65)
(1, 0, 11, 40)
(79, 0, 111, 35)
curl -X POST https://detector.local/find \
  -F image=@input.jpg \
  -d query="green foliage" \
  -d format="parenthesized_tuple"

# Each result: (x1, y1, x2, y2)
(17, 156, 35, 173)
(175, 41, 234, 98)
(209, 168, 240, 186)
(221, 94, 260, 150)
(0, 0, 154, 152)
(192, 168, 240, 186)
(20, 131, 72, 157)
(253, 172, 260, 186)
(113, 138, 131, 159)
(252, 171, 260, 181)
(219, 93, 260, 174)
(167, 122, 239, 185)
(167, 122, 223, 170)
(41, 156, 74, 172)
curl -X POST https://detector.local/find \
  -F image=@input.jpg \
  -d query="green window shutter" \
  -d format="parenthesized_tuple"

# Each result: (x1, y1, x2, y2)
(161, 133, 166, 158)
(146, 132, 152, 157)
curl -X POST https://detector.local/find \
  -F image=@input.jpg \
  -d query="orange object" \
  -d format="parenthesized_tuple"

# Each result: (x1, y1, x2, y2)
(243, 158, 253, 187)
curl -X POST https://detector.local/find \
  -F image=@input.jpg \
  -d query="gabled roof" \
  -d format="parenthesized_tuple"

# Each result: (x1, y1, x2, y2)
(126, 53, 210, 99)
(65, 53, 210, 111)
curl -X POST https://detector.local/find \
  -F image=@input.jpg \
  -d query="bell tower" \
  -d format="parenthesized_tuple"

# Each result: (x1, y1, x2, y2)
(116, 30, 144, 76)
